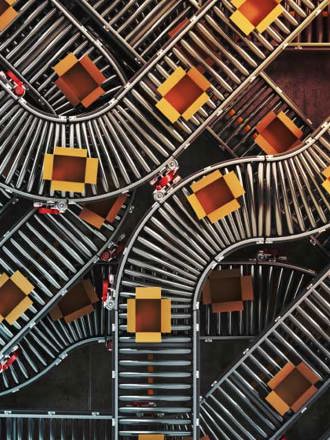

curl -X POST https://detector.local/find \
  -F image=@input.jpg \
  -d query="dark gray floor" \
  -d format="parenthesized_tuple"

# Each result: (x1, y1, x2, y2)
(0, 344, 112, 412)
(0, 50, 329, 439)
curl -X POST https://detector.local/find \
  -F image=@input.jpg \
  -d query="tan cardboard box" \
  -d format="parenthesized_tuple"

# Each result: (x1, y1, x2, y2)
(50, 279, 99, 323)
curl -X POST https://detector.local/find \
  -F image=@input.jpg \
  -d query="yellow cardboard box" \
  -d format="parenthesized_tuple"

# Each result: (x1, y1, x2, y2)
(322, 166, 330, 194)
(0, 271, 33, 325)
(230, 0, 283, 35)
(187, 170, 245, 223)
(138, 435, 165, 440)
(156, 67, 210, 123)
(127, 287, 172, 343)
(43, 147, 98, 193)
(0, 0, 18, 32)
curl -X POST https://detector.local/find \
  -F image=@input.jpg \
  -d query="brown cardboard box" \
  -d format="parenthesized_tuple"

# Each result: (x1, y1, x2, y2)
(43, 147, 98, 193)
(266, 362, 320, 416)
(50, 279, 99, 323)
(0, 0, 18, 32)
(53, 53, 106, 108)
(79, 194, 128, 229)
(187, 170, 245, 224)
(255, 111, 304, 155)
(0, 271, 33, 325)
(202, 269, 253, 313)
(127, 287, 172, 343)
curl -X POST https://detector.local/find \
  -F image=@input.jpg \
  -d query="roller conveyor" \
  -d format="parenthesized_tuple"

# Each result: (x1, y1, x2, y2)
(0, 0, 327, 200)
(114, 120, 330, 438)
(0, 2, 328, 438)
(200, 261, 315, 339)
(0, 0, 125, 116)
(80, 0, 199, 61)
(291, 3, 330, 47)
(208, 72, 313, 158)
(0, 302, 111, 396)
(0, 411, 113, 439)
(200, 267, 330, 440)
(0, 193, 132, 360)
(116, 302, 194, 437)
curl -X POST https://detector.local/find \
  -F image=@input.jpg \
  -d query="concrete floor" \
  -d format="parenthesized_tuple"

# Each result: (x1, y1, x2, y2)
(0, 50, 329, 439)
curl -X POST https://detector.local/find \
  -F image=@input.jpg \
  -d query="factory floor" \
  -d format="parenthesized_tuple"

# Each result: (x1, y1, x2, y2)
(0, 50, 329, 440)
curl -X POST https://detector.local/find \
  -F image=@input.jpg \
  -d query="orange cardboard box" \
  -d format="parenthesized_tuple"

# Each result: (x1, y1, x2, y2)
(53, 53, 106, 108)
(230, 0, 284, 35)
(322, 166, 330, 194)
(138, 435, 165, 440)
(79, 194, 128, 229)
(255, 111, 304, 155)
(50, 279, 99, 323)
(127, 287, 171, 343)
(0, 271, 33, 325)
(187, 170, 245, 223)
(0, 0, 18, 32)
(156, 67, 210, 123)
(265, 362, 320, 416)
(203, 269, 253, 313)
(43, 147, 98, 193)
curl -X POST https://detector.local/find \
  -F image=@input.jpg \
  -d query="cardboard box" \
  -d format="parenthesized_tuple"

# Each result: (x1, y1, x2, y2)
(53, 53, 106, 108)
(202, 269, 253, 313)
(50, 279, 99, 323)
(138, 435, 165, 440)
(127, 287, 172, 343)
(43, 147, 98, 193)
(255, 111, 304, 155)
(156, 67, 210, 123)
(265, 362, 320, 416)
(0, 0, 18, 32)
(79, 194, 128, 229)
(322, 166, 330, 194)
(187, 170, 245, 223)
(230, 0, 283, 35)
(0, 271, 33, 325)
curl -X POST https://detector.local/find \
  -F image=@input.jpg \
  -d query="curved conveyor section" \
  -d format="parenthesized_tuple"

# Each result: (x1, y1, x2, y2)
(80, 0, 200, 62)
(0, 302, 111, 396)
(0, 193, 133, 361)
(113, 121, 330, 438)
(199, 267, 330, 440)
(0, 0, 327, 200)
(0, 0, 125, 116)
(199, 261, 315, 339)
